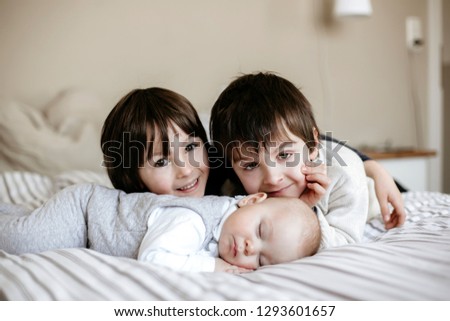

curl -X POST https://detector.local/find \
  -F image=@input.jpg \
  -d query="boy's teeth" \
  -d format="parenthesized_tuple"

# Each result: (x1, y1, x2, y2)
(180, 179, 197, 191)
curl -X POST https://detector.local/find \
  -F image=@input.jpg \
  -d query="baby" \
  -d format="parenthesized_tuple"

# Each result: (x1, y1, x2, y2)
(0, 183, 320, 273)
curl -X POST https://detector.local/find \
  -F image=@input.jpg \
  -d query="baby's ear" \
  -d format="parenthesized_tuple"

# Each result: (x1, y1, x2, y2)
(237, 192, 267, 207)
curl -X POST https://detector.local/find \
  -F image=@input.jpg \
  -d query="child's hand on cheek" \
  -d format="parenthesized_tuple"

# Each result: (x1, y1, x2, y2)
(214, 258, 254, 274)
(300, 161, 330, 207)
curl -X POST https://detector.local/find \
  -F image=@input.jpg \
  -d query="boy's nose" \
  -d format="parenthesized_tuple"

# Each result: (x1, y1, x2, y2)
(175, 162, 193, 178)
(261, 164, 283, 186)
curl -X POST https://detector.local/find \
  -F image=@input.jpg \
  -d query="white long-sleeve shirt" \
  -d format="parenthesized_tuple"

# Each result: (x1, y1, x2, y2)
(138, 201, 238, 272)
(316, 140, 369, 249)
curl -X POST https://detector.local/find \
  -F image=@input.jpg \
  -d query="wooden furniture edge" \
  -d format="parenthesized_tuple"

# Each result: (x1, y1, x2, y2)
(360, 149, 437, 160)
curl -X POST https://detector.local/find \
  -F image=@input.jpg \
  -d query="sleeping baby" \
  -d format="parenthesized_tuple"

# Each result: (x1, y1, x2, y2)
(0, 183, 320, 273)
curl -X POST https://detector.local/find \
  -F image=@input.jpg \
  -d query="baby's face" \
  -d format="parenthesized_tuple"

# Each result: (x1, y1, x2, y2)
(218, 196, 311, 270)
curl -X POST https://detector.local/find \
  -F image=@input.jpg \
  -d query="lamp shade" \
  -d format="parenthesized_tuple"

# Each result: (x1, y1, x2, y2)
(334, 0, 372, 17)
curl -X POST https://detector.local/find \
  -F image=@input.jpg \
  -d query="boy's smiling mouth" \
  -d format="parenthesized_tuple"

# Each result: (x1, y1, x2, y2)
(177, 178, 199, 192)
(266, 184, 293, 197)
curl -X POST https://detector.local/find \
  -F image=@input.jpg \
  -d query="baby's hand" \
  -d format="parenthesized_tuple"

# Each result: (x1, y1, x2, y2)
(214, 258, 254, 274)
(300, 161, 330, 207)
(224, 266, 254, 274)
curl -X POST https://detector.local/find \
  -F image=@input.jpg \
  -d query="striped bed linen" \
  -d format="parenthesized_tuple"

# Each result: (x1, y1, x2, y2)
(0, 170, 112, 209)
(1, 215, 449, 300)
(0, 171, 53, 209)
(0, 172, 450, 300)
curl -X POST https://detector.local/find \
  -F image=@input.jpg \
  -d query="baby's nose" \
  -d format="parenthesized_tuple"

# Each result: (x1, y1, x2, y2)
(244, 239, 255, 256)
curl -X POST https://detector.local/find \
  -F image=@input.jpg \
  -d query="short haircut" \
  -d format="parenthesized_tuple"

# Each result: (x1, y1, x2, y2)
(210, 72, 320, 165)
(101, 87, 208, 193)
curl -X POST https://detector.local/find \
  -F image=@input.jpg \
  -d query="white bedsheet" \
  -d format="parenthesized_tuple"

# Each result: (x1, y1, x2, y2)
(1, 212, 449, 300)
(1, 177, 449, 300)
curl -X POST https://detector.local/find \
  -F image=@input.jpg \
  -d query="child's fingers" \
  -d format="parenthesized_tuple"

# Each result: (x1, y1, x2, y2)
(306, 182, 327, 196)
(225, 266, 254, 274)
(225, 268, 240, 274)
(385, 209, 404, 229)
(389, 197, 406, 226)
(385, 213, 399, 229)
(305, 173, 331, 187)
(378, 196, 391, 223)
(303, 163, 326, 175)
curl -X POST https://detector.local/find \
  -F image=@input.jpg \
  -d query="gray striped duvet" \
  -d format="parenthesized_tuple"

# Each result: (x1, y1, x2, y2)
(1, 172, 449, 300)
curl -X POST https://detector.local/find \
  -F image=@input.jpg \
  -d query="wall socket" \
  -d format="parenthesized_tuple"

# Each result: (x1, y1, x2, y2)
(406, 16, 424, 52)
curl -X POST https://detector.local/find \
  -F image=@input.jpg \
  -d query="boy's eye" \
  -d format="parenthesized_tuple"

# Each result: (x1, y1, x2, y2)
(153, 158, 169, 167)
(278, 152, 293, 160)
(185, 142, 200, 152)
(242, 162, 259, 170)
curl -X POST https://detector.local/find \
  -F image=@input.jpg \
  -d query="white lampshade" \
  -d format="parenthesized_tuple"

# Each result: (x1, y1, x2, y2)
(334, 0, 372, 17)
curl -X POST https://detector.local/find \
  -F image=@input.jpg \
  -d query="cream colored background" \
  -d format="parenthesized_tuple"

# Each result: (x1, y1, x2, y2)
(0, 0, 446, 190)
(443, 0, 450, 193)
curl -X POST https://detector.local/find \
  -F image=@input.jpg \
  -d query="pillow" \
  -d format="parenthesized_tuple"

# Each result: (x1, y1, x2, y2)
(0, 91, 106, 176)
(0, 170, 112, 209)
(52, 170, 112, 193)
(43, 88, 108, 137)
(0, 171, 53, 209)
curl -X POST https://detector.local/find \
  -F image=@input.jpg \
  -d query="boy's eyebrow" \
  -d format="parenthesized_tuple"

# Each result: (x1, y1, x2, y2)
(146, 140, 163, 158)
(232, 145, 259, 162)
(262, 141, 295, 155)
(149, 134, 199, 157)
(277, 141, 295, 149)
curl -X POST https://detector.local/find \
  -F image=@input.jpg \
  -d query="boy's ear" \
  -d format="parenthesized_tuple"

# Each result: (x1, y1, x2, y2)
(238, 192, 267, 208)
(313, 127, 319, 144)
(309, 127, 320, 161)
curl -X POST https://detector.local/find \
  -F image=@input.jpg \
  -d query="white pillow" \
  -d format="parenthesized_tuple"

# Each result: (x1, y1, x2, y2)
(43, 88, 108, 137)
(0, 92, 106, 176)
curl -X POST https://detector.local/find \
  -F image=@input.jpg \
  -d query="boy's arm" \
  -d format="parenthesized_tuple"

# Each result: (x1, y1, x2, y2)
(363, 160, 406, 228)
(138, 209, 217, 272)
(321, 135, 406, 229)
(316, 145, 368, 248)
(316, 176, 368, 248)
(320, 134, 370, 161)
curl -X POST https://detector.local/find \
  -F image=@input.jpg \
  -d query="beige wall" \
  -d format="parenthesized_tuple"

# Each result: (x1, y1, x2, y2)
(444, 0, 450, 64)
(444, 65, 450, 193)
(443, 0, 450, 193)
(0, 0, 428, 149)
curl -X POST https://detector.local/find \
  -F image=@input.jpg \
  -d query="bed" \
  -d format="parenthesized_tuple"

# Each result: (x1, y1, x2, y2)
(1, 91, 450, 300)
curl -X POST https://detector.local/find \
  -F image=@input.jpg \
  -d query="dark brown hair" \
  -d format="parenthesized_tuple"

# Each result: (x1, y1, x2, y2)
(209, 72, 320, 195)
(101, 87, 208, 193)
(210, 72, 320, 162)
